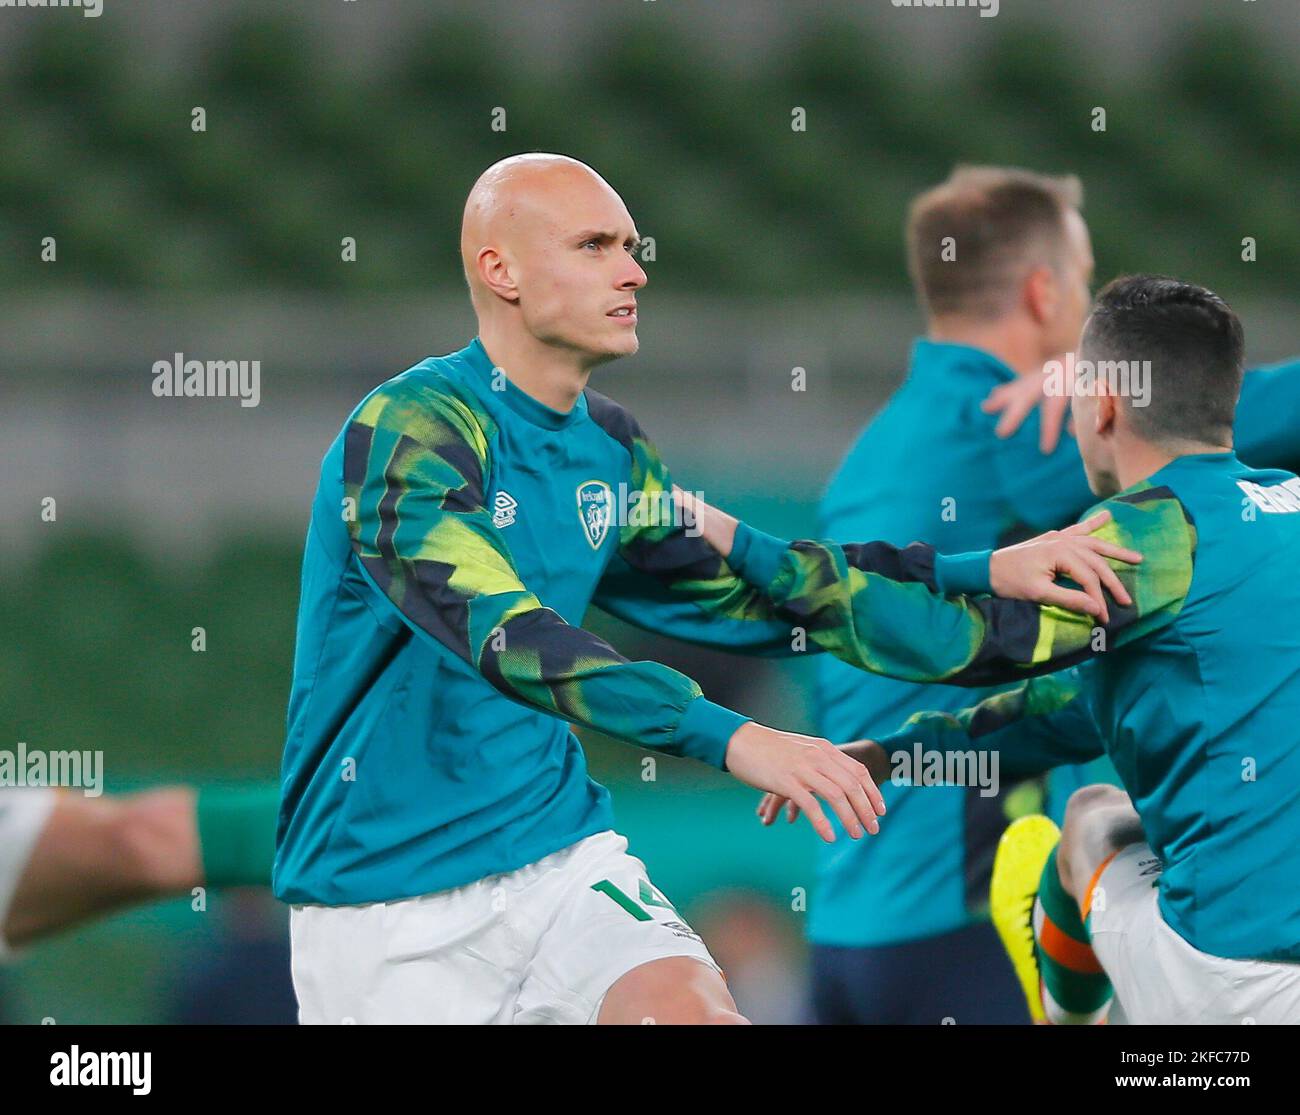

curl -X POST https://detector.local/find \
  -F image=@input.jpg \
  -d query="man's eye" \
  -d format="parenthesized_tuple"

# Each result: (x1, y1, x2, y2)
(582, 240, 600, 251)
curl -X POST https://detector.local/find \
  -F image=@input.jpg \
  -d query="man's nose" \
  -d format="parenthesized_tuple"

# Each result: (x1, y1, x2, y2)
(617, 255, 647, 290)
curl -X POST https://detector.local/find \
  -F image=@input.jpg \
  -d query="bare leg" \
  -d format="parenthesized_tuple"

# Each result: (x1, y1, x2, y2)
(1056, 783, 1144, 913)
(3, 787, 201, 948)
(597, 956, 749, 1025)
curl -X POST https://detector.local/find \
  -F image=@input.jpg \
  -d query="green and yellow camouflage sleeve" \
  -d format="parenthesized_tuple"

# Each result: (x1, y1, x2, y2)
(343, 379, 748, 767)
(586, 389, 797, 653)
(728, 482, 1196, 687)
(874, 666, 1107, 782)
(586, 390, 938, 655)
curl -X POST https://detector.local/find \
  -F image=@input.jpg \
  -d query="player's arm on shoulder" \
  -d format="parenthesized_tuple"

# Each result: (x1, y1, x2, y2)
(981, 366, 1073, 452)
(984, 357, 1300, 471)
(345, 381, 751, 767)
(683, 484, 1185, 686)
(682, 491, 1000, 679)
(945, 485, 1195, 685)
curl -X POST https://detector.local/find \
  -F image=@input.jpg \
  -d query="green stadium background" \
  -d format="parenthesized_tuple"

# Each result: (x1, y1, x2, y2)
(1, 1, 1295, 1022)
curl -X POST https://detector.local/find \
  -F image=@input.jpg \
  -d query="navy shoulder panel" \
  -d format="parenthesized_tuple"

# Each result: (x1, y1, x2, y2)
(1111, 483, 1196, 529)
(584, 387, 645, 456)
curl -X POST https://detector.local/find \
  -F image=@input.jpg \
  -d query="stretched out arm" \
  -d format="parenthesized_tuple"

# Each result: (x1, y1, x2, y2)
(687, 484, 1190, 688)
(757, 666, 1106, 826)
(588, 393, 942, 656)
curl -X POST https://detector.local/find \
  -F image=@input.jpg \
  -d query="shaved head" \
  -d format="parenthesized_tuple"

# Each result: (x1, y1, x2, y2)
(460, 153, 647, 376)
(462, 154, 615, 300)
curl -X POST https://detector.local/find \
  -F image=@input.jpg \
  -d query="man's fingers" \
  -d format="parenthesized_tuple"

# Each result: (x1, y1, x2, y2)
(982, 374, 1061, 441)
(807, 772, 863, 840)
(828, 747, 887, 818)
(847, 780, 881, 835)
(981, 380, 1036, 436)
(980, 382, 1013, 414)
(1039, 394, 1070, 454)
(820, 761, 882, 836)
(1061, 508, 1143, 568)
(993, 395, 1035, 439)
(855, 764, 886, 818)
(1061, 540, 1137, 608)
(759, 792, 792, 826)
(836, 770, 881, 836)
(1052, 553, 1108, 622)
(1063, 510, 1112, 535)
(1038, 586, 1105, 617)
(1056, 514, 1141, 609)
(790, 789, 834, 843)
(1081, 536, 1143, 567)
(1075, 547, 1132, 606)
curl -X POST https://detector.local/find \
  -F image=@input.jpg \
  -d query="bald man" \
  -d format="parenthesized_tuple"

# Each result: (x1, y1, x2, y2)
(274, 153, 1133, 1025)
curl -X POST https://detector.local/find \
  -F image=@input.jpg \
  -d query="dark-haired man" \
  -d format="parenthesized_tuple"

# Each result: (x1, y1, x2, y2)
(787, 166, 1300, 1025)
(713, 276, 1300, 1023)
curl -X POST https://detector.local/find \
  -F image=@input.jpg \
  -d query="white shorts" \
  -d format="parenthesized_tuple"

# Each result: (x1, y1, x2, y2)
(289, 830, 722, 1024)
(1089, 842, 1300, 1024)
(0, 787, 58, 961)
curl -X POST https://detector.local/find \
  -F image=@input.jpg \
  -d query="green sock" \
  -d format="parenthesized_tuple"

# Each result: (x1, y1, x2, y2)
(1034, 847, 1113, 1023)
(196, 784, 280, 887)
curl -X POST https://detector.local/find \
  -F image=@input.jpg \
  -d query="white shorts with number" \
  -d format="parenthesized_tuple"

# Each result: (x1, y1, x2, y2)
(1089, 842, 1300, 1024)
(289, 830, 722, 1024)
(0, 787, 58, 960)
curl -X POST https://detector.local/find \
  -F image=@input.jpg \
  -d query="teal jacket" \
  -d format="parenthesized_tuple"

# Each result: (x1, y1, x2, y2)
(274, 339, 992, 905)
(735, 452, 1300, 962)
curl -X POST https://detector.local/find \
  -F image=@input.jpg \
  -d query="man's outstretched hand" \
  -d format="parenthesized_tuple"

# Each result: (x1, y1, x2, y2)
(989, 510, 1142, 625)
(756, 739, 890, 828)
(677, 485, 1140, 621)
(725, 722, 886, 843)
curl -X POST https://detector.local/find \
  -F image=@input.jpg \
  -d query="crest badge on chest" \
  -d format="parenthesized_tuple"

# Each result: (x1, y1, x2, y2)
(576, 479, 614, 550)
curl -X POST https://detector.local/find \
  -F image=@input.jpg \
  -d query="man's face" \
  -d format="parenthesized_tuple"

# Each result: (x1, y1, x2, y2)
(508, 174, 647, 365)
(1043, 209, 1095, 359)
(1073, 326, 1121, 496)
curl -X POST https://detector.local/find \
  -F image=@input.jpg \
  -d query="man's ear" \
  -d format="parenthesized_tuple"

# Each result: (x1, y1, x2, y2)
(1024, 264, 1059, 326)
(1094, 388, 1118, 436)
(477, 246, 520, 303)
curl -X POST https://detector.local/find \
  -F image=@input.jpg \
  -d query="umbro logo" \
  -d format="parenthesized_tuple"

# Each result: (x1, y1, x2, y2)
(492, 491, 518, 529)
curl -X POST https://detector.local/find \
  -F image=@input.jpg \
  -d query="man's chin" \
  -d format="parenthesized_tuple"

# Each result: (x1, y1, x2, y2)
(587, 333, 639, 366)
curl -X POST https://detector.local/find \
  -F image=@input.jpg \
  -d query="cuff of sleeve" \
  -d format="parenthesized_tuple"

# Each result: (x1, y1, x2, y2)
(674, 697, 751, 770)
(729, 521, 791, 589)
(932, 549, 993, 595)
(873, 727, 915, 762)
